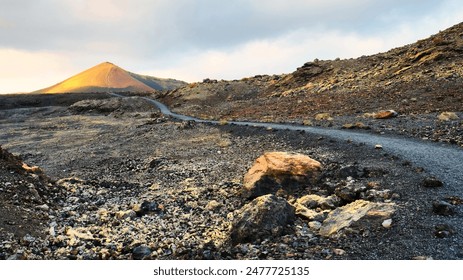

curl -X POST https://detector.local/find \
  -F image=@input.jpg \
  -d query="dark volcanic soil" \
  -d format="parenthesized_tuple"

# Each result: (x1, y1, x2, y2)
(1, 95, 462, 260)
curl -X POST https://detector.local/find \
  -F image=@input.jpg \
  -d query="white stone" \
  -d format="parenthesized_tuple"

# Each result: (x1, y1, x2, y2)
(36, 204, 49, 211)
(382, 219, 393, 228)
(320, 200, 395, 236)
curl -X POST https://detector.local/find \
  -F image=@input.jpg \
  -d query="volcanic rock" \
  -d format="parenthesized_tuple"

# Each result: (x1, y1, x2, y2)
(296, 194, 339, 210)
(422, 177, 444, 188)
(319, 200, 395, 236)
(432, 201, 456, 216)
(230, 194, 295, 244)
(132, 245, 152, 260)
(438, 112, 459, 121)
(336, 165, 364, 179)
(243, 152, 322, 198)
(315, 113, 333, 121)
(374, 110, 398, 119)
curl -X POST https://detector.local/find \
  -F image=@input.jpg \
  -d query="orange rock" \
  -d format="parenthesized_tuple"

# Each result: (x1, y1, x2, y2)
(243, 152, 322, 197)
(22, 163, 42, 173)
(374, 110, 398, 119)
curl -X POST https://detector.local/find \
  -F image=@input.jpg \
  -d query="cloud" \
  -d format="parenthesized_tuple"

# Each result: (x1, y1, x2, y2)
(62, 0, 136, 23)
(0, 49, 76, 93)
(0, 0, 451, 54)
(1, 0, 463, 93)
(142, 29, 386, 82)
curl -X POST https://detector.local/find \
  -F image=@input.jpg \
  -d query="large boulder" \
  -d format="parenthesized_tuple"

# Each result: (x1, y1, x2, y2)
(243, 152, 322, 198)
(230, 194, 295, 245)
(319, 200, 395, 236)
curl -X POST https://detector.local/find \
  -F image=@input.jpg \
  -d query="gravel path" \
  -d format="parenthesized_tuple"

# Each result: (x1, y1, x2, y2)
(130, 94, 463, 193)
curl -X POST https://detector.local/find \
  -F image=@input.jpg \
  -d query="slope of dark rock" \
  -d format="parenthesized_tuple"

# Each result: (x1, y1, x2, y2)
(0, 145, 62, 259)
(161, 22, 463, 147)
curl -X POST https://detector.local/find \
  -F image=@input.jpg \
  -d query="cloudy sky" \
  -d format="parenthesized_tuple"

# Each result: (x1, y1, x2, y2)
(0, 0, 462, 93)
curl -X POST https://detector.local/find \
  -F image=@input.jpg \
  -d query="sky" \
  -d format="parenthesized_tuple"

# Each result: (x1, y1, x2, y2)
(0, 0, 462, 93)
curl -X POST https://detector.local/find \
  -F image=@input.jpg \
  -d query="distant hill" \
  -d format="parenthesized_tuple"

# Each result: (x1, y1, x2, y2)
(33, 62, 187, 93)
(163, 22, 463, 121)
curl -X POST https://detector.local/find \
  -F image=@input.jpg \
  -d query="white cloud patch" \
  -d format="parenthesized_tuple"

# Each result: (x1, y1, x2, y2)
(143, 29, 386, 82)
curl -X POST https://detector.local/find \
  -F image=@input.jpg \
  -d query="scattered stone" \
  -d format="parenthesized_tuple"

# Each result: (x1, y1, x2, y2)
(333, 248, 346, 256)
(336, 165, 364, 179)
(134, 201, 161, 216)
(434, 224, 454, 238)
(206, 200, 221, 210)
(319, 200, 395, 236)
(297, 194, 324, 209)
(446, 196, 463, 205)
(374, 110, 398, 119)
(342, 122, 370, 130)
(66, 227, 94, 241)
(35, 204, 49, 211)
(335, 186, 359, 203)
(294, 204, 328, 222)
(308, 221, 322, 231)
(382, 219, 393, 229)
(438, 112, 459, 121)
(230, 194, 295, 244)
(422, 177, 444, 188)
(302, 120, 313, 126)
(375, 144, 383, 149)
(22, 163, 42, 173)
(115, 210, 137, 220)
(432, 201, 456, 216)
(243, 152, 322, 198)
(296, 194, 339, 210)
(22, 234, 36, 245)
(363, 112, 376, 118)
(132, 245, 152, 260)
(412, 256, 433, 260)
(315, 113, 333, 121)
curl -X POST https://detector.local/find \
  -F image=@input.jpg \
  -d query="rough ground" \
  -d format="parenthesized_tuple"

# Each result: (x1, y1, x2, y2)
(1, 22, 463, 260)
(1, 96, 462, 260)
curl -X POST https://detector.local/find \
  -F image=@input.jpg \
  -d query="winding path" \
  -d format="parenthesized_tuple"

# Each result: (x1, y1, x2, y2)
(111, 93, 463, 191)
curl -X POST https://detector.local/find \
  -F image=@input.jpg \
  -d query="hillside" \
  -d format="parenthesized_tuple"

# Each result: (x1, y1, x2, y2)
(162, 22, 463, 122)
(34, 62, 187, 94)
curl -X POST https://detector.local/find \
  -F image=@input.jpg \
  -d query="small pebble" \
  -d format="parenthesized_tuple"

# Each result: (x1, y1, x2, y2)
(382, 219, 393, 229)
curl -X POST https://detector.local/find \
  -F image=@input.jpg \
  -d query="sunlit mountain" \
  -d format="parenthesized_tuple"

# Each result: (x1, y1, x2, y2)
(33, 62, 186, 93)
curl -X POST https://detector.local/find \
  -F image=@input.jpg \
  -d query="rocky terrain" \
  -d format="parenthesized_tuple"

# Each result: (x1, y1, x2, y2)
(0, 96, 462, 260)
(160, 22, 463, 147)
(1, 22, 463, 260)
